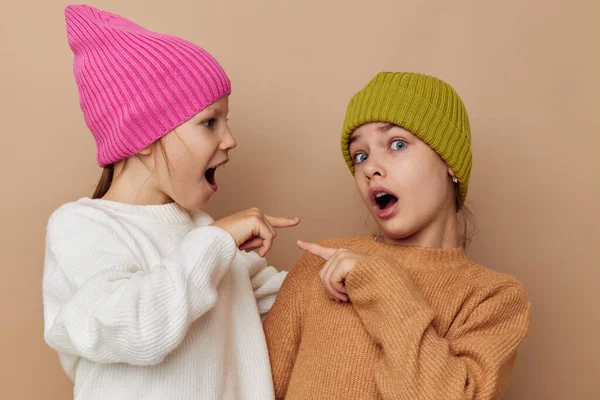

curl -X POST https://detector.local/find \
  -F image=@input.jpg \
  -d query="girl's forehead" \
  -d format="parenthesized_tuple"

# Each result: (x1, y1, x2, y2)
(350, 123, 412, 144)
(355, 122, 394, 134)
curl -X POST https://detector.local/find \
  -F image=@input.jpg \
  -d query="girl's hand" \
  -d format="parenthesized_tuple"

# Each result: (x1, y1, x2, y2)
(296, 240, 368, 302)
(212, 208, 300, 257)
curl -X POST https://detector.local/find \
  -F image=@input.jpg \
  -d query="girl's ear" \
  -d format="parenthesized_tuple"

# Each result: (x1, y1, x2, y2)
(448, 167, 458, 183)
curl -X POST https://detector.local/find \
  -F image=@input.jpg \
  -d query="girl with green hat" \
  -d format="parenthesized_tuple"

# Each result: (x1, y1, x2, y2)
(264, 72, 531, 399)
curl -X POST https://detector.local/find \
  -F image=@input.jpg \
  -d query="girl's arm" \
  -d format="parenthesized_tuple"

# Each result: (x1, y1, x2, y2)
(263, 252, 318, 399)
(43, 207, 237, 366)
(347, 255, 531, 400)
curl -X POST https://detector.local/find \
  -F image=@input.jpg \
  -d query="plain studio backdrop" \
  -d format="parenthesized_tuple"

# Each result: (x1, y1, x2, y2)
(1, 0, 599, 399)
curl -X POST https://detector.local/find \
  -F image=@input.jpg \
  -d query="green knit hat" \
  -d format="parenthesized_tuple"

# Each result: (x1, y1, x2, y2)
(341, 72, 472, 203)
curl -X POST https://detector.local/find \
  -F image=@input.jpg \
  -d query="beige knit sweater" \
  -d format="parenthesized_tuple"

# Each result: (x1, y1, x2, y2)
(264, 236, 530, 400)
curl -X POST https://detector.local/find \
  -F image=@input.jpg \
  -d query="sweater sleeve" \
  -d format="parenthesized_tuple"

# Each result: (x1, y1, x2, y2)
(242, 250, 288, 319)
(346, 255, 531, 400)
(263, 251, 318, 399)
(42, 209, 237, 366)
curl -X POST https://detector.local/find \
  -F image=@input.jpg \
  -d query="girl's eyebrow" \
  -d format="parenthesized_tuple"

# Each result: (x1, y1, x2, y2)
(349, 134, 361, 146)
(349, 123, 395, 146)
(196, 109, 218, 121)
(377, 122, 394, 132)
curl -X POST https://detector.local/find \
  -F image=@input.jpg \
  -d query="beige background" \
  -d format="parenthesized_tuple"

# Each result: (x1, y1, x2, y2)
(1, 0, 599, 398)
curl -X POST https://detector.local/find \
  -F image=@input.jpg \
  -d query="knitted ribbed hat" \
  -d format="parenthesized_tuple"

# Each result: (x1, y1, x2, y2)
(341, 72, 472, 203)
(65, 5, 231, 166)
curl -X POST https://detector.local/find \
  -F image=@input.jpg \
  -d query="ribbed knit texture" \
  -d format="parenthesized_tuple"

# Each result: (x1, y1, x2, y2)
(341, 72, 472, 202)
(43, 198, 285, 399)
(264, 236, 530, 400)
(65, 5, 231, 166)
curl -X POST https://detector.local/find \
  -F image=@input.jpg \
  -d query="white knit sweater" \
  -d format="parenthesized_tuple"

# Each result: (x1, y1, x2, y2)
(42, 198, 287, 400)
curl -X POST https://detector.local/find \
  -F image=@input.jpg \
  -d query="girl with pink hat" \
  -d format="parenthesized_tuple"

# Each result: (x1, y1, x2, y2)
(42, 5, 298, 399)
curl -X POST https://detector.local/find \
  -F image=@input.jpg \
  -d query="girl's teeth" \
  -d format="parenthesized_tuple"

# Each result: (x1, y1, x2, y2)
(376, 192, 386, 198)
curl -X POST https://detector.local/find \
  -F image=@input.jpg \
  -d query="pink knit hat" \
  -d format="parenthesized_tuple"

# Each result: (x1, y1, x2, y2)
(65, 5, 231, 166)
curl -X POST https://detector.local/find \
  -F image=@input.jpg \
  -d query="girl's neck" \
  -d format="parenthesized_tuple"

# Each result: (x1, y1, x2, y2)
(103, 185, 172, 206)
(381, 206, 460, 249)
(102, 159, 173, 206)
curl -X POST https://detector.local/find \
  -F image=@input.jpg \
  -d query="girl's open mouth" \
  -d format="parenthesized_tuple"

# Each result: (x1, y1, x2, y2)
(370, 189, 399, 219)
(205, 167, 217, 191)
(204, 159, 228, 192)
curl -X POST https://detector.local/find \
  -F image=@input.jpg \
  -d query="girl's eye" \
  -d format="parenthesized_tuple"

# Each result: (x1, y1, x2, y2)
(391, 139, 407, 151)
(353, 152, 368, 164)
(202, 118, 216, 128)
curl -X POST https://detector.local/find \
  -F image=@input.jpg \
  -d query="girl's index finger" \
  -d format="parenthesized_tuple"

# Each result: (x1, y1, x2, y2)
(264, 215, 301, 228)
(296, 240, 337, 260)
